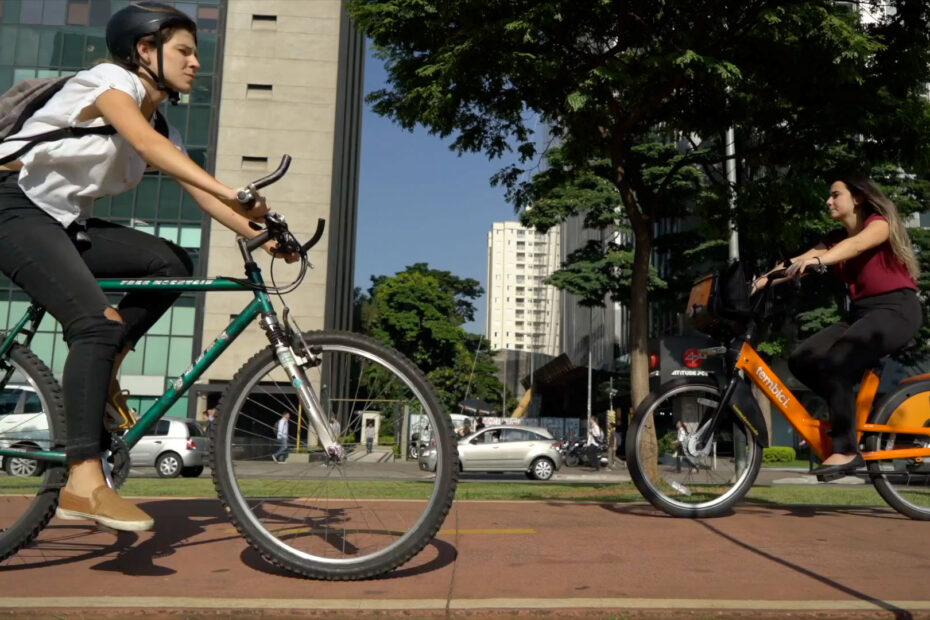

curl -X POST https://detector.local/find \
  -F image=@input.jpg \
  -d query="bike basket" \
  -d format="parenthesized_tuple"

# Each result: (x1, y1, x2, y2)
(686, 274, 717, 332)
(685, 261, 752, 335)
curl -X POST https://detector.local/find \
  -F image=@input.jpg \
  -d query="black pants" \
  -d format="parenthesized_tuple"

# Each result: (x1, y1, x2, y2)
(788, 289, 922, 454)
(586, 444, 600, 470)
(0, 173, 193, 463)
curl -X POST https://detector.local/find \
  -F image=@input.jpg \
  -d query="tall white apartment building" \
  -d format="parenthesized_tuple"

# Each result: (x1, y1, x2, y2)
(486, 222, 561, 355)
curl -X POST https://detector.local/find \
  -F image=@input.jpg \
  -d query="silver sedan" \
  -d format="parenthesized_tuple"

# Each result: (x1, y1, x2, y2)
(420, 425, 562, 481)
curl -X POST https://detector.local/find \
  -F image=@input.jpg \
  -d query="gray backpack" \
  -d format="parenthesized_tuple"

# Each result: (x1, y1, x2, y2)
(0, 76, 117, 166)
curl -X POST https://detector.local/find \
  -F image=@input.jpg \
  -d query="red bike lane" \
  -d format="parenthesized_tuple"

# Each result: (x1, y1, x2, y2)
(0, 495, 928, 618)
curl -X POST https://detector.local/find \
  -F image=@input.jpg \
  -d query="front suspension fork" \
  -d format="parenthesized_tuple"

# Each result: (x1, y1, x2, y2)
(261, 316, 341, 460)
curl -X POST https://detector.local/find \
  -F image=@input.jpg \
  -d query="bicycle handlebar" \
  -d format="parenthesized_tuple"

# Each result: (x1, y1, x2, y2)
(236, 155, 292, 207)
(236, 155, 326, 258)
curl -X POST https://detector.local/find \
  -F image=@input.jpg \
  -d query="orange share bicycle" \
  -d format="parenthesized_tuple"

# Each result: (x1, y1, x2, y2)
(626, 263, 930, 519)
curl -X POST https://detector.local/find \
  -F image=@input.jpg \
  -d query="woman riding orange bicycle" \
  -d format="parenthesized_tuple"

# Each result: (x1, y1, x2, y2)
(626, 173, 930, 520)
(754, 173, 922, 477)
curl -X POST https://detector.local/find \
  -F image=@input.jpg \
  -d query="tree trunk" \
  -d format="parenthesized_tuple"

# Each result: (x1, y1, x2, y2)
(630, 221, 658, 479)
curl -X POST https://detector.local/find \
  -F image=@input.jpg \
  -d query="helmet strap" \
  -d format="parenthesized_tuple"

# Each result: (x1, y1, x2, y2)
(154, 35, 181, 105)
(137, 33, 180, 105)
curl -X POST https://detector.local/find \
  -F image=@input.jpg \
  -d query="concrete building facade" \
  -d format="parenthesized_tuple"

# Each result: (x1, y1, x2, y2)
(486, 221, 561, 356)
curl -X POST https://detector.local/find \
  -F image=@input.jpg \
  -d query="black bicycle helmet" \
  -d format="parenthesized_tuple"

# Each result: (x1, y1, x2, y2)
(106, 1, 197, 103)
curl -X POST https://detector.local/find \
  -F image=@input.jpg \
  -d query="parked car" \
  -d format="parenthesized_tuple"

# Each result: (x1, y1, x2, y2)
(129, 418, 209, 478)
(0, 385, 49, 477)
(419, 424, 562, 481)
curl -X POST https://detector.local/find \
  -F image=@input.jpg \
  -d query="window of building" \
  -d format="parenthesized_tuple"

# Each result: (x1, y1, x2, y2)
(67, 0, 90, 25)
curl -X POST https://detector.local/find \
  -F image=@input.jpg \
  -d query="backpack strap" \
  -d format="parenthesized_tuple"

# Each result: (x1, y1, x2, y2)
(153, 110, 169, 139)
(0, 125, 117, 166)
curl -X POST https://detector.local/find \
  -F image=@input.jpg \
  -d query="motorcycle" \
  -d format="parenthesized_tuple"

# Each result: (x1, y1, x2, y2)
(561, 437, 608, 467)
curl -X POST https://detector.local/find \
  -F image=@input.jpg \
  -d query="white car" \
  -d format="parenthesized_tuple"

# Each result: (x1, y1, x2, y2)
(0, 385, 49, 477)
(420, 425, 563, 481)
(129, 418, 209, 478)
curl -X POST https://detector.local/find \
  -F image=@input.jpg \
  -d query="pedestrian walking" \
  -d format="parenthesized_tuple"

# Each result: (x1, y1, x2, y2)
(586, 416, 604, 471)
(272, 412, 290, 463)
(365, 419, 376, 454)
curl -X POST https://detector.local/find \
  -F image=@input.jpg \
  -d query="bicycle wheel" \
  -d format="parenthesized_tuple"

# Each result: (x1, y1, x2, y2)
(0, 344, 67, 562)
(865, 385, 930, 520)
(212, 330, 457, 580)
(626, 381, 762, 518)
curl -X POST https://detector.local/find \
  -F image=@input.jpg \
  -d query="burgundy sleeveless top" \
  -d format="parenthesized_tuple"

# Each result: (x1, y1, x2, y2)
(823, 213, 917, 300)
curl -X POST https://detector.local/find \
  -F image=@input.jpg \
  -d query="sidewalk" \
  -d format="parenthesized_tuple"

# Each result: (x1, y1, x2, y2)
(1, 492, 928, 618)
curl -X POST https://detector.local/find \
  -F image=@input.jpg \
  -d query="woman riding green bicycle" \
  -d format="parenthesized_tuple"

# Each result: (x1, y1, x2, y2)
(0, 2, 294, 531)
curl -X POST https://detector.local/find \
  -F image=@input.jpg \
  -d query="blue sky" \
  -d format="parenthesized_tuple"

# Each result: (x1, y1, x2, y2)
(354, 47, 522, 333)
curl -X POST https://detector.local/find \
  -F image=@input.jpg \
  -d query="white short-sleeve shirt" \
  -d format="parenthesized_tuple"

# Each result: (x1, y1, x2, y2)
(0, 63, 184, 228)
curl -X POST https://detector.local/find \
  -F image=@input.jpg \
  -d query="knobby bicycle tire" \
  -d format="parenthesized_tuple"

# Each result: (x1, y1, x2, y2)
(626, 380, 762, 518)
(212, 330, 457, 580)
(0, 344, 67, 562)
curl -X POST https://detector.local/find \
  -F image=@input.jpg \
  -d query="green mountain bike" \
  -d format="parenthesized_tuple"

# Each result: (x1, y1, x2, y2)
(0, 156, 458, 580)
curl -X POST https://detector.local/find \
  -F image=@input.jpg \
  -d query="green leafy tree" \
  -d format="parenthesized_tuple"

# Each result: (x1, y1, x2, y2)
(360, 265, 506, 411)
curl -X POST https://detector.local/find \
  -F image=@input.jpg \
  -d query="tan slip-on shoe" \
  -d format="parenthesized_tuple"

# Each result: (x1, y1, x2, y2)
(56, 486, 154, 531)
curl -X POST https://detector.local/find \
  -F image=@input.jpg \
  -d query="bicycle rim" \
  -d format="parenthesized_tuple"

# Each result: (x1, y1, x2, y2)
(0, 345, 66, 562)
(628, 382, 761, 517)
(866, 397, 930, 520)
(213, 331, 457, 579)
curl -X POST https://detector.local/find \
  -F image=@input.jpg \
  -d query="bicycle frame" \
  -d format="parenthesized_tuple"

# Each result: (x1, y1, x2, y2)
(0, 274, 329, 466)
(733, 341, 930, 462)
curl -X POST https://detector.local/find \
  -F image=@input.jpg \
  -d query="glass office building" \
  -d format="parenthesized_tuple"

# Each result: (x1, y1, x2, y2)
(0, 0, 225, 417)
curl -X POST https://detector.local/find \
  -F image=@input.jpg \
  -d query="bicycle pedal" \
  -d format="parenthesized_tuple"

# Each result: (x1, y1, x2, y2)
(816, 472, 846, 483)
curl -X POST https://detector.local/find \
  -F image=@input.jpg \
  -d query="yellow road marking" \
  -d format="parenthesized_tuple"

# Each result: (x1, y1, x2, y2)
(225, 527, 536, 535)
(438, 528, 536, 535)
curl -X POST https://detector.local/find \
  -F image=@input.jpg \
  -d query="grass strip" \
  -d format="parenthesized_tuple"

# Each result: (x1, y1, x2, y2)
(0, 476, 907, 508)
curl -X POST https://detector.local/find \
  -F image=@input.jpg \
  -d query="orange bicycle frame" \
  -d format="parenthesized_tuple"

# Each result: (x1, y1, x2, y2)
(733, 342, 930, 461)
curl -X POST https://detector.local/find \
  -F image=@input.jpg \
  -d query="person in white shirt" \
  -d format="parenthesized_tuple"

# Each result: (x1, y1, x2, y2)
(329, 415, 341, 442)
(586, 417, 604, 471)
(674, 420, 698, 474)
(0, 2, 295, 532)
(273, 412, 291, 463)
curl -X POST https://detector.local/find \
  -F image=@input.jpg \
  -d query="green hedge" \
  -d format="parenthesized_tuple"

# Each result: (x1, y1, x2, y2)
(658, 431, 677, 456)
(763, 446, 796, 463)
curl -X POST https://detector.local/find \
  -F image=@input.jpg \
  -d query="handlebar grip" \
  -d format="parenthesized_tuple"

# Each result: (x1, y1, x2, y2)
(237, 187, 255, 207)
(236, 155, 292, 209)
(251, 155, 292, 191)
(300, 218, 326, 254)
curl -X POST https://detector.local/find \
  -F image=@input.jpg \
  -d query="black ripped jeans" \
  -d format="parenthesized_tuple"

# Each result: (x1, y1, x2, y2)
(788, 288, 923, 455)
(0, 172, 193, 463)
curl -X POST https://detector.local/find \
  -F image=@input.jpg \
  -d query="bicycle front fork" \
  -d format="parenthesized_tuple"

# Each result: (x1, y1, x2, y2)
(260, 315, 342, 461)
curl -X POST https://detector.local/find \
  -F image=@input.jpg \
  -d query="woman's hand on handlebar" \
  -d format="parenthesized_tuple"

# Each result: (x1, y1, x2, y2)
(784, 257, 819, 280)
(263, 240, 300, 264)
(222, 187, 268, 222)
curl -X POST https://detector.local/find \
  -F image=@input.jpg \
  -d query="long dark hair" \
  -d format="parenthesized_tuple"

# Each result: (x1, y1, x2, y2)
(838, 173, 919, 279)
